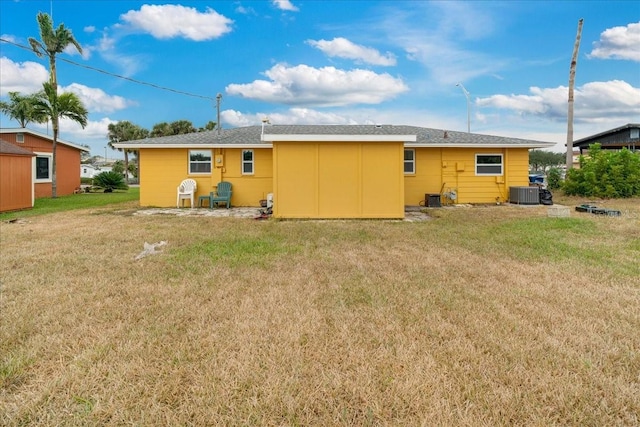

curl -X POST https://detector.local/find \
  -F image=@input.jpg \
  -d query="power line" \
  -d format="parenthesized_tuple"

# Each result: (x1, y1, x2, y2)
(0, 37, 217, 101)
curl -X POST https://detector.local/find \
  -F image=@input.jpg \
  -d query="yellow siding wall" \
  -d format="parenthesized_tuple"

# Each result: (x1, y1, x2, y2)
(217, 148, 273, 207)
(138, 148, 273, 207)
(404, 147, 531, 205)
(140, 145, 530, 209)
(404, 148, 443, 205)
(273, 141, 404, 218)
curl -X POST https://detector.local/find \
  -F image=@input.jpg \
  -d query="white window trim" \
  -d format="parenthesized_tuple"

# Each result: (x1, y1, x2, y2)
(188, 149, 212, 175)
(404, 148, 415, 175)
(33, 152, 52, 183)
(16, 133, 24, 143)
(475, 153, 503, 176)
(242, 149, 254, 175)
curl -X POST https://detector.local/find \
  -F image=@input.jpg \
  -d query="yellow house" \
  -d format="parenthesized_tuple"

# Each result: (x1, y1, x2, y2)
(114, 125, 554, 219)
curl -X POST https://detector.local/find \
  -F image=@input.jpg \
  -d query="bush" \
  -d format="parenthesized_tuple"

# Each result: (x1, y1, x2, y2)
(547, 167, 562, 190)
(93, 171, 129, 192)
(563, 144, 640, 198)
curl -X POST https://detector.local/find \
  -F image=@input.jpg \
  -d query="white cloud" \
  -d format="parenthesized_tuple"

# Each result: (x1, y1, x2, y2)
(307, 37, 396, 66)
(476, 80, 640, 124)
(225, 63, 408, 107)
(271, 0, 299, 12)
(220, 109, 254, 127)
(0, 34, 19, 43)
(120, 5, 233, 41)
(377, 3, 505, 86)
(222, 108, 359, 127)
(59, 116, 114, 139)
(94, 32, 149, 77)
(235, 5, 257, 15)
(588, 22, 640, 61)
(0, 57, 49, 95)
(62, 83, 134, 114)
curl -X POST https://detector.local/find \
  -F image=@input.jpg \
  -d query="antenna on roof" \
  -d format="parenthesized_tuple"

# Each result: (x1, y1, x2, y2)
(216, 93, 222, 135)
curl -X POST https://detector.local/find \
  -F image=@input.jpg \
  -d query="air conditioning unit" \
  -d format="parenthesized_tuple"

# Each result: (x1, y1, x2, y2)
(509, 186, 539, 205)
(424, 193, 441, 207)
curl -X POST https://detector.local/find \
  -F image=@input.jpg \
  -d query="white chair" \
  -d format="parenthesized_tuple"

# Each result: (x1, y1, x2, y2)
(177, 179, 197, 208)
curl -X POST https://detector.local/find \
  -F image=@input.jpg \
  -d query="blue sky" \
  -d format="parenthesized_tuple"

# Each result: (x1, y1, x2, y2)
(1, 0, 639, 158)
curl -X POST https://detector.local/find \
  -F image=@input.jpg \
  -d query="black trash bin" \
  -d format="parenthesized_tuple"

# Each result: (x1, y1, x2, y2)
(539, 188, 553, 205)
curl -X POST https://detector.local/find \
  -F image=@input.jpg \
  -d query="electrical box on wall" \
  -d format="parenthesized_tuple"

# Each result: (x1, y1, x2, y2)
(456, 162, 465, 172)
(215, 155, 224, 167)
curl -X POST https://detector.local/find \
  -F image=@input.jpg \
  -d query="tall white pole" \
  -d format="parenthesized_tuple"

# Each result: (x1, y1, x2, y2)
(456, 83, 471, 133)
(566, 19, 583, 170)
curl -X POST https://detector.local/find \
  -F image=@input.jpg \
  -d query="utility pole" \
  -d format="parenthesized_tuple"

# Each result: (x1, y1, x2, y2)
(566, 18, 583, 170)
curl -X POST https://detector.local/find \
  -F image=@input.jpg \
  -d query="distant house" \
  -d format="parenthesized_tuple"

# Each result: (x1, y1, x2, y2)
(0, 139, 36, 212)
(0, 128, 89, 200)
(114, 125, 553, 219)
(81, 163, 101, 178)
(81, 164, 134, 180)
(573, 123, 640, 153)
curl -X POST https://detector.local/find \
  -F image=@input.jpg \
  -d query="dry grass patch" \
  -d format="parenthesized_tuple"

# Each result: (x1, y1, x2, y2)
(1, 200, 639, 426)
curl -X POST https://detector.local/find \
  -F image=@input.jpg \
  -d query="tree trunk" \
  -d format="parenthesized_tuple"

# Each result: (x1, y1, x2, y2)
(49, 54, 59, 198)
(124, 150, 129, 184)
(52, 125, 58, 198)
(566, 19, 583, 171)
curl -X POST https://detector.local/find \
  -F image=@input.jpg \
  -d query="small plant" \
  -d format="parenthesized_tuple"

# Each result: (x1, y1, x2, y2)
(92, 171, 129, 192)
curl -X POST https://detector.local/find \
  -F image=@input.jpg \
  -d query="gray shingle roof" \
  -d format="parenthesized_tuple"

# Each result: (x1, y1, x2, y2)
(113, 124, 554, 148)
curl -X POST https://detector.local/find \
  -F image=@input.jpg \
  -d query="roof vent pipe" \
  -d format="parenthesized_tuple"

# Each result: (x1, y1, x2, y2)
(216, 93, 222, 135)
(444, 131, 448, 138)
(261, 117, 270, 140)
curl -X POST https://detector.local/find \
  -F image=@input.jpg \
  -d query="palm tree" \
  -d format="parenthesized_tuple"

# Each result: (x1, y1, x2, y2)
(0, 91, 48, 127)
(29, 12, 82, 91)
(107, 121, 149, 183)
(28, 12, 83, 197)
(32, 82, 88, 197)
(170, 120, 197, 135)
(198, 121, 217, 132)
(150, 120, 196, 137)
(150, 122, 173, 138)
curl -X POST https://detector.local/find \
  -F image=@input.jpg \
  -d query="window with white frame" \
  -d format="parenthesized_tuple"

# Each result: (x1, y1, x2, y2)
(475, 154, 503, 175)
(404, 149, 415, 174)
(16, 133, 24, 143)
(242, 149, 254, 174)
(34, 154, 52, 182)
(188, 150, 212, 174)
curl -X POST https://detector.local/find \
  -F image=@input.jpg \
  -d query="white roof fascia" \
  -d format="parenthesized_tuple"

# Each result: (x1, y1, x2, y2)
(112, 143, 273, 149)
(404, 142, 556, 149)
(262, 134, 417, 142)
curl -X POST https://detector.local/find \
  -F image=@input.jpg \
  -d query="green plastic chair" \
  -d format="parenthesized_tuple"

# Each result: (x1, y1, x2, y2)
(209, 181, 232, 209)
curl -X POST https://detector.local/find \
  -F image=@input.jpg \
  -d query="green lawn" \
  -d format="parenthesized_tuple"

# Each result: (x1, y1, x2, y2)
(0, 187, 139, 221)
